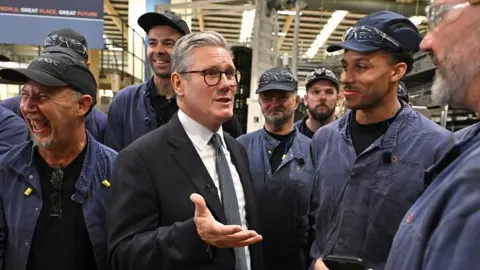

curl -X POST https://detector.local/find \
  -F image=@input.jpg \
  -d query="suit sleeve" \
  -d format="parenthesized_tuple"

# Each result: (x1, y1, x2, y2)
(0, 113, 28, 157)
(107, 147, 213, 270)
(423, 168, 480, 270)
(104, 96, 125, 152)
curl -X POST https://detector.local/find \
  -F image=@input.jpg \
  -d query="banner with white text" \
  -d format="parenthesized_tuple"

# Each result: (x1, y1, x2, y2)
(0, 0, 104, 49)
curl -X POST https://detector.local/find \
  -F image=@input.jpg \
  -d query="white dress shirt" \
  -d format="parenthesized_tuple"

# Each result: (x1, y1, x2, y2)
(178, 109, 251, 269)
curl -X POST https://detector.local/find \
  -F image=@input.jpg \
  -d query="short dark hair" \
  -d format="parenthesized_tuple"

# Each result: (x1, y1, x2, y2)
(389, 51, 414, 75)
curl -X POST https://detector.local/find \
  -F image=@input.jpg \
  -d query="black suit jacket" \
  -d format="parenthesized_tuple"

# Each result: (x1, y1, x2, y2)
(107, 114, 263, 270)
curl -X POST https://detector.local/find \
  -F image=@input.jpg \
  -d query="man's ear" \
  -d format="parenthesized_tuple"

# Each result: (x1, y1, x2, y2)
(390, 62, 407, 83)
(78, 94, 93, 117)
(294, 94, 301, 110)
(171, 72, 185, 97)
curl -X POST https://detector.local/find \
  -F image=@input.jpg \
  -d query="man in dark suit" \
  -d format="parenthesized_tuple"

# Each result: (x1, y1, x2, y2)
(107, 30, 263, 270)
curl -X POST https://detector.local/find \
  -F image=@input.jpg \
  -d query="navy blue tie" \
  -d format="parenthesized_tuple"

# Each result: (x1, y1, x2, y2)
(209, 134, 248, 270)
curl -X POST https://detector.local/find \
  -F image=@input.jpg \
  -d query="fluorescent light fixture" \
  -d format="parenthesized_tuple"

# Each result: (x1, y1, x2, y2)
(326, 50, 343, 57)
(277, 10, 302, 16)
(272, 32, 287, 37)
(239, 9, 256, 43)
(303, 10, 348, 59)
(108, 47, 123, 51)
(409, 16, 427, 26)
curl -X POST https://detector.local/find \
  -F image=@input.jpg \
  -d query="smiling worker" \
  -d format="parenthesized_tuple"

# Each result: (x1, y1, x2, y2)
(309, 11, 455, 270)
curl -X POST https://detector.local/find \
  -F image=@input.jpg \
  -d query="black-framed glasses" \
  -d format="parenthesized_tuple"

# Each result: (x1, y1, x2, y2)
(179, 68, 241, 86)
(343, 25, 402, 52)
(425, 0, 478, 30)
(49, 168, 64, 218)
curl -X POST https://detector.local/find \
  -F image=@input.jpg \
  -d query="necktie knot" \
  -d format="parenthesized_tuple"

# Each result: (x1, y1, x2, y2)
(210, 133, 223, 149)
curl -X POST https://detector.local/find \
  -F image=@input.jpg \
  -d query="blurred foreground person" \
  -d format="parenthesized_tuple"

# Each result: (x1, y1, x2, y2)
(386, 1, 480, 269)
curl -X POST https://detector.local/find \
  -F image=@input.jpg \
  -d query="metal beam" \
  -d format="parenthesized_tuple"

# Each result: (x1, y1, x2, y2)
(277, 15, 294, 51)
(104, 0, 128, 40)
(197, 9, 205, 32)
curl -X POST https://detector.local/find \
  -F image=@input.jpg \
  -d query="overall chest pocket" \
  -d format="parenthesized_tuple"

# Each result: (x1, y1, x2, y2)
(366, 158, 425, 260)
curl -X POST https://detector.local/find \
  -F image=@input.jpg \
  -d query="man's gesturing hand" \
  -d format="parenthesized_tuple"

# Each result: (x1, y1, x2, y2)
(190, 193, 262, 248)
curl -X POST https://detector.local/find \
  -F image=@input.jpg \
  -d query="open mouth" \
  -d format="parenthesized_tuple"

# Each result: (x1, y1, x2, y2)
(29, 119, 50, 133)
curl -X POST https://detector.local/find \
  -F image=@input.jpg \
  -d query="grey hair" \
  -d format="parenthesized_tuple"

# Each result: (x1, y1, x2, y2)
(171, 31, 232, 74)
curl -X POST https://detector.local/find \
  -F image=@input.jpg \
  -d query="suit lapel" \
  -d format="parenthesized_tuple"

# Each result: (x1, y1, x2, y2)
(167, 115, 227, 224)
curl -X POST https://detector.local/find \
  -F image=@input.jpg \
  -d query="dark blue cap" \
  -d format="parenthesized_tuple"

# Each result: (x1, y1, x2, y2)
(327, 11, 422, 54)
(138, 11, 190, 36)
(256, 67, 298, 94)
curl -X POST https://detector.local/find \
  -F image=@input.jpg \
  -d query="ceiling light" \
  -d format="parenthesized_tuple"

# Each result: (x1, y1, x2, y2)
(239, 9, 256, 43)
(272, 32, 287, 37)
(277, 10, 302, 16)
(303, 10, 348, 59)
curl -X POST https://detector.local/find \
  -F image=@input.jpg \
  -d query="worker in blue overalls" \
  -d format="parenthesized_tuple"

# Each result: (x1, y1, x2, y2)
(238, 67, 316, 270)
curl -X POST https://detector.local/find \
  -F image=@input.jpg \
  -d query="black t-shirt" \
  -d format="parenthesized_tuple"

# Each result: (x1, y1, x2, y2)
(265, 128, 296, 173)
(27, 144, 98, 270)
(150, 86, 178, 127)
(298, 117, 315, 139)
(350, 105, 403, 156)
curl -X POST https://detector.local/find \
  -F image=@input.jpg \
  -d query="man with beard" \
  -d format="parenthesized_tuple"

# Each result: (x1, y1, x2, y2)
(309, 11, 455, 270)
(104, 12, 243, 152)
(385, 1, 480, 269)
(0, 53, 116, 270)
(295, 68, 340, 138)
(0, 28, 108, 143)
(237, 67, 316, 270)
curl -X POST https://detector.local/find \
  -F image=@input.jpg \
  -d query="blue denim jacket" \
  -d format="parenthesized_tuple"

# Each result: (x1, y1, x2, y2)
(0, 107, 29, 158)
(104, 80, 158, 152)
(454, 122, 480, 142)
(386, 121, 480, 270)
(0, 96, 107, 143)
(309, 105, 455, 270)
(237, 128, 316, 270)
(0, 132, 117, 270)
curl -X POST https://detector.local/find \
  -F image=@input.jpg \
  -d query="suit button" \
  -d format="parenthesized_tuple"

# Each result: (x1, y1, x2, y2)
(28, 175, 33, 179)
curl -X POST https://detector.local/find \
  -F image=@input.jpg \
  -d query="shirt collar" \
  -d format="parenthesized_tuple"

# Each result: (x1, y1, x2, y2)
(147, 77, 177, 102)
(177, 109, 225, 150)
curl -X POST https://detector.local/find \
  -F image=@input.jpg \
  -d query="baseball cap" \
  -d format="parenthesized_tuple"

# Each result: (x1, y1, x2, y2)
(305, 68, 339, 90)
(398, 81, 409, 103)
(138, 11, 190, 36)
(256, 67, 298, 94)
(327, 11, 422, 54)
(0, 53, 97, 109)
(43, 28, 89, 61)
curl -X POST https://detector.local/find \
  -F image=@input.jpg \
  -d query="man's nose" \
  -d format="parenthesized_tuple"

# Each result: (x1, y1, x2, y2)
(419, 32, 433, 53)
